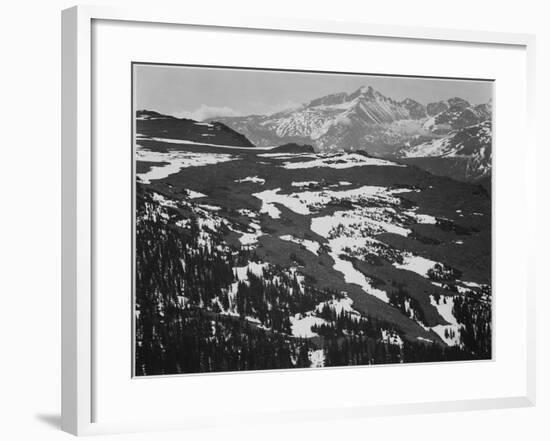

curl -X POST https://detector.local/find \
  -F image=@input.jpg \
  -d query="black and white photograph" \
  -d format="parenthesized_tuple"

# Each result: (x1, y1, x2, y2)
(1, 0, 546, 439)
(133, 64, 493, 376)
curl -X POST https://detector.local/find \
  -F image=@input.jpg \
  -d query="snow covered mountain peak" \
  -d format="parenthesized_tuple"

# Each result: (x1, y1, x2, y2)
(305, 85, 385, 109)
(447, 97, 471, 109)
(357, 85, 373, 94)
(211, 88, 492, 183)
(350, 85, 380, 100)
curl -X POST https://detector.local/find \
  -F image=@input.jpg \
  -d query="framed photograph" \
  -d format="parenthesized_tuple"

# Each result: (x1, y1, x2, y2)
(62, 5, 536, 436)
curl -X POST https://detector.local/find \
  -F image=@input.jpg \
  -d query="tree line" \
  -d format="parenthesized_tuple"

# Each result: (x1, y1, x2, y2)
(135, 186, 490, 375)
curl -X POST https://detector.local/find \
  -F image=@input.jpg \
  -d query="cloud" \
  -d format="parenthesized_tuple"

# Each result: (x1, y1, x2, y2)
(262, 100, 303, 115)
(172, 100, 303, 121)
(174, 105, 240, 121)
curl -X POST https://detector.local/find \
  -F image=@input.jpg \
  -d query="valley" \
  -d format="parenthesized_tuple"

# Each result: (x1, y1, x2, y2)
(134, 111, 492, 375)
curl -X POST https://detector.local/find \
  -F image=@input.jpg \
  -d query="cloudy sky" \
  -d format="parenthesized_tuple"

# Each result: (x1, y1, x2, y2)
(134, 64, 493, 121)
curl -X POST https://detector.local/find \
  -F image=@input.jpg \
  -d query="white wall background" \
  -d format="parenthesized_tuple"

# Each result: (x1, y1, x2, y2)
(0, 0, 547, 439)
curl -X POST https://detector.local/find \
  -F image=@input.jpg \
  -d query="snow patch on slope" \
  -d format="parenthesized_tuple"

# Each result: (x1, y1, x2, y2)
(393, 253, 439, 277)
(280, 235, 320, 256)
(282, 153, 404, 169)
(290, 314, 328, 338)
(136, 147, 237, 183)
(429, 295, 463, 347)
(235, 176, 266, 185)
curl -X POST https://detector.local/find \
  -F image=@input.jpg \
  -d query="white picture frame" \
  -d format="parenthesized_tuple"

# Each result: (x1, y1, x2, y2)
(62, 5, 537, 436)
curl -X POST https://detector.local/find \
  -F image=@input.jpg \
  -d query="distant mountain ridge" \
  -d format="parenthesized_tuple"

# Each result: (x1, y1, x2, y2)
(211, 85, 492, 182)
(399, 121, 492, 184)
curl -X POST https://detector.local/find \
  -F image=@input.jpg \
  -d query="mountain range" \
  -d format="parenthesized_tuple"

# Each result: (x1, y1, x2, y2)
(210, 85, 492, 184)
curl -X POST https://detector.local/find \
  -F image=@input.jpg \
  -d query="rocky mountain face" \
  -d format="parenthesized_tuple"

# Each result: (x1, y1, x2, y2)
(212, 87, 492, 183)
(399, 121, 492, 184)
(423, 98, 492, 134)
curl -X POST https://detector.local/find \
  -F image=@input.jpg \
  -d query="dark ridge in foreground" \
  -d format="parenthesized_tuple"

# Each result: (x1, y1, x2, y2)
(269, 143, 315, 154)
(136, 109, 255, 148)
